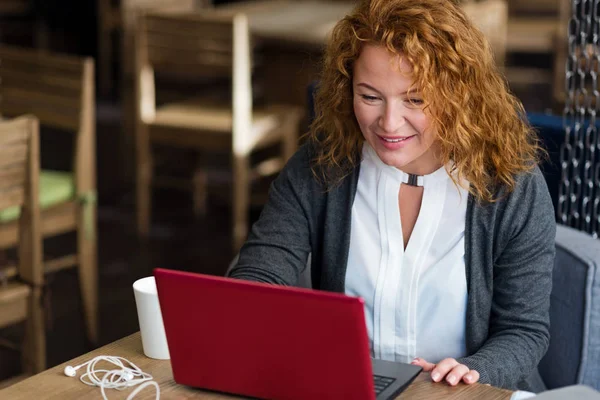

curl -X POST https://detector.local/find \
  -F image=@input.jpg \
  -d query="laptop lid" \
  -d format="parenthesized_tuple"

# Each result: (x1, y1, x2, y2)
(154, 268, 377, 400)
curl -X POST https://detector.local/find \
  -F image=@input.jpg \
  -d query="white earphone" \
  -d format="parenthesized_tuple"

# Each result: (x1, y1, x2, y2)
(64, 355, 160, 400)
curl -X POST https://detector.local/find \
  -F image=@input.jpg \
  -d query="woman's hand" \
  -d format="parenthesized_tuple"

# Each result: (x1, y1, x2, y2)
(411, 357, 480, 386)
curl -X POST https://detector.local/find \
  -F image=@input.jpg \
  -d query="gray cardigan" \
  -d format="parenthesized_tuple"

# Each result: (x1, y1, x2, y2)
(229, 143, 556, 391)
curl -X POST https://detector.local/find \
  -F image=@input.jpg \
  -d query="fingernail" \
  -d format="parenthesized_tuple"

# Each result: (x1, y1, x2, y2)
(431, 372, 440, 381)
(411, 358, 419, 364)
(465, 375, 472, 383)
(447, 375, 456, 384)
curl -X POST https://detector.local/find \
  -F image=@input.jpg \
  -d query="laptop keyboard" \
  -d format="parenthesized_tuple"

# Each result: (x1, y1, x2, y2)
(373, 374, 396, 395)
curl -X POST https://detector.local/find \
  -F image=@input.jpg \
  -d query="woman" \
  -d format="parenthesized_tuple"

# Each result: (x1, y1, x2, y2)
(229, 0, 555, 392)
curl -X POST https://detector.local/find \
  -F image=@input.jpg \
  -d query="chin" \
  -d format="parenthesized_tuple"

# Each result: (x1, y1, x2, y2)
(376, 151, 410, 169)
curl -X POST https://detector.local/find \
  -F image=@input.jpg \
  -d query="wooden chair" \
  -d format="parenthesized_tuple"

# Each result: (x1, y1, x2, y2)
(135, 11, 303, 252)
(0, 45, 98, 345)
(0, 115, 45, 381)
(97, 0, 200, 96)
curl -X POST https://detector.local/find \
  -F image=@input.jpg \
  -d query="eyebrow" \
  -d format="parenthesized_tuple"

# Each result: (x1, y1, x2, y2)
(356, 83, 421, 95)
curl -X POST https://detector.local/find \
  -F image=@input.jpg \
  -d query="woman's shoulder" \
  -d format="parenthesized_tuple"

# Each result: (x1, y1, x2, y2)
(483, 165, 554, 231)
(472, 165, 553, 222)
(499, 165, 550, 204)
(469, 165, 555, 251)
(279, 142, 318, 183)
(281, 141, 359, 189)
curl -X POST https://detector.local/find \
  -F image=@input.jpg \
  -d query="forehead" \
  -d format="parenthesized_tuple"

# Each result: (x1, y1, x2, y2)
(354, 44, 414, 84)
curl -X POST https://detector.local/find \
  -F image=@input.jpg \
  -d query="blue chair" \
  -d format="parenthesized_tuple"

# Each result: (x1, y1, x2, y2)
(540, 224, 600, 390)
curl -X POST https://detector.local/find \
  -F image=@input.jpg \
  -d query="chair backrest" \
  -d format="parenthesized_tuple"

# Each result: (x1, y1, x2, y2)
(136, 11, 254, 151)
(0, 115, 42, 286)
(538, 224, 600, 390)
(138, 12, 246, 80)
(121, 0, 198, 77)
(0, 45, 96, 194)
(0, 45, 93, 132)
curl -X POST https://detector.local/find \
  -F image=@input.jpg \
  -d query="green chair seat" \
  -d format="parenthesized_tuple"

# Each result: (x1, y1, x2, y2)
(0, 170, 75, 223)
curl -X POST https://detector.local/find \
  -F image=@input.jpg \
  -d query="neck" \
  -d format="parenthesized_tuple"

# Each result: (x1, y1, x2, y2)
(397, 161, 443, 177)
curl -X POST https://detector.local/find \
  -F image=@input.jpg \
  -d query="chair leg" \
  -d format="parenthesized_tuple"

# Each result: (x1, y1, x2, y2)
(77, 205, 98, 345)
(22, 286, 46, 374)
(136, 139, 153, 237)
(232, 154, 250, 253)
(192, 167, 208, 217)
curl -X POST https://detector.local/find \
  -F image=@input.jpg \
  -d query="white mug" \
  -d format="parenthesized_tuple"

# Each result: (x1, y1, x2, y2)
(133, 276, 170, 360)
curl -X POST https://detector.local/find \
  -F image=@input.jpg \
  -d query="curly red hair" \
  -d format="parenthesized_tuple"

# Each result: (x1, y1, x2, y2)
(309, 0, 543, 202)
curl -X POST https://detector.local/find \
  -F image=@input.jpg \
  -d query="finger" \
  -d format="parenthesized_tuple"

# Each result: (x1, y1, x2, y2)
(444, 364, 470, 386)
(430, 358, 459, 382)
(462, 369, 480, 385)
(410, 357, 436, 372)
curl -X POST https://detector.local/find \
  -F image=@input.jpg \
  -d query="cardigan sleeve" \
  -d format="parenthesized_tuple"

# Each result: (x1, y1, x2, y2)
(457, 168, 556, 389)
(227, 144, 315, 286)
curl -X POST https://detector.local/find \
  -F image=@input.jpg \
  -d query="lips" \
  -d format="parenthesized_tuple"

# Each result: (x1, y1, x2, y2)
(379, 135, 415, 143)
(375, 134, 416, 150)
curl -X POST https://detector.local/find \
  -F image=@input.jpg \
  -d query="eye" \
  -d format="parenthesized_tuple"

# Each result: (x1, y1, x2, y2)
(360, 94, 379, 102)
(405, 98, 425, 108)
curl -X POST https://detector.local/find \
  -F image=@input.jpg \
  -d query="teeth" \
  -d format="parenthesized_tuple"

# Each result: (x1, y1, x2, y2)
(382, 136, 410, 143)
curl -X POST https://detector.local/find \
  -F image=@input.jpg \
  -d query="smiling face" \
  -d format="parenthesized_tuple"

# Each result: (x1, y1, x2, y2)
(352, 44, 441, 175)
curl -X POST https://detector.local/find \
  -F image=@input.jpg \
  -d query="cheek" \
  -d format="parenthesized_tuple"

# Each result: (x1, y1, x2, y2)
(415, 115, 434, 142)
(353, 102, 374, 129)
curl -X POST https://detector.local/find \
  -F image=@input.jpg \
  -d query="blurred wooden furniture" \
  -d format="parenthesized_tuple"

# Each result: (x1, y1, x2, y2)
(134, 12, 303, 251)
(504, 0, 561, 87)
(97, 0, 199, 96)
(507, 0, 558, 14)
(552, 0, 571, 106)
(462, 0, 508, 69)
(0, 115, 45, 382)
(0, 332, 514, 399)
(0, 45, 98, 345)
(213, 0, 352, 48)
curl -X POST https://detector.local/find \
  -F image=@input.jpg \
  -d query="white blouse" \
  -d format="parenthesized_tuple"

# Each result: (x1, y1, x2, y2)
(345, 143, 469, 364)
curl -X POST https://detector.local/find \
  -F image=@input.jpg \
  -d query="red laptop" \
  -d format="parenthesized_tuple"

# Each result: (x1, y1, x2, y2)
(154, 268, 421, 400)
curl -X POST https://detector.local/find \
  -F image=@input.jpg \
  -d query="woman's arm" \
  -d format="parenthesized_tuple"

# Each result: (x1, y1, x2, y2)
(457, 168, 556, 389)
(227, 145, 315, 286)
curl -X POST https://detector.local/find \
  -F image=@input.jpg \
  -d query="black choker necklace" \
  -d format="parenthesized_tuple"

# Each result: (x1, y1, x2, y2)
(404, 173, 423, 187)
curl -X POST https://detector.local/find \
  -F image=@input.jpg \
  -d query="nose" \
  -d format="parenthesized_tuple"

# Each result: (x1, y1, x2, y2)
(378, 102, 405, 133)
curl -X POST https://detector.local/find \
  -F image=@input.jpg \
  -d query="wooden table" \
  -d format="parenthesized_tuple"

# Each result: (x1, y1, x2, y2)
(213, 0, 352, 49)
(0, 332, 514, 399)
